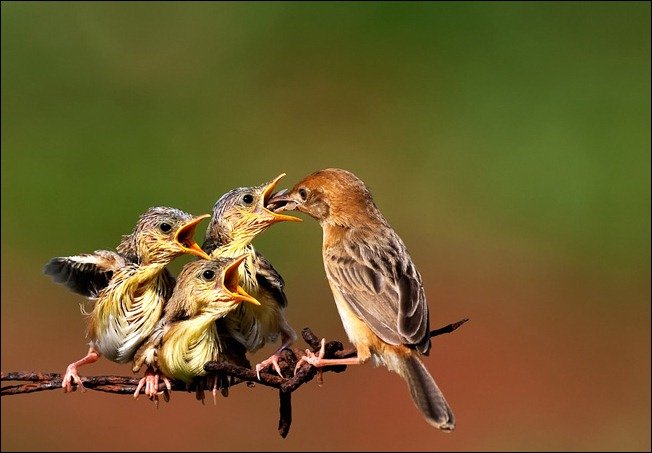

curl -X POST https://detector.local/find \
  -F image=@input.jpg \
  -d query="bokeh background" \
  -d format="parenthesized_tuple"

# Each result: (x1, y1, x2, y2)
(2, 2, 649, 451)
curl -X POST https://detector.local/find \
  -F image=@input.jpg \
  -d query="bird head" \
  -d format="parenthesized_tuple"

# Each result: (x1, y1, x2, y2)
(203, 173, 301, 252)
(117, 207, 210, 264)
(172, 255, 260, 317)
(267, 168, 380, 225)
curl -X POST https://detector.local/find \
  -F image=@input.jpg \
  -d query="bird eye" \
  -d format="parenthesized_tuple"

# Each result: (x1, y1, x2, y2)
(298, 188, 308, 200)
(242, 194, 254, 205)
(202, 270, 216, 280)
(159, 222, 172, 233)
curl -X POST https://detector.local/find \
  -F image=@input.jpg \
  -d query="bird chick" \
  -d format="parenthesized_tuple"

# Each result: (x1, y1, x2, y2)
(134, 256, 260, 401)
(44, 206, 210, 393)
(268, 168, 455, 431)
(203, 173, 301, 379)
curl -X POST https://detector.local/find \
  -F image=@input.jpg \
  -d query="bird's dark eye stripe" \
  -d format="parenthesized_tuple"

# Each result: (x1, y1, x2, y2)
(202, 270, 216, 280)
(242, 194, 254, 204)
(159, 222, 172, 233)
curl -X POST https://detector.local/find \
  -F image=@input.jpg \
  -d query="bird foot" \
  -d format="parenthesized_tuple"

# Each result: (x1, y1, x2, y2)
(134, 367, 171, 403)
(62, 365, 85, 393)
(294, 338, 326, 385)
(255, 354, 284, 380)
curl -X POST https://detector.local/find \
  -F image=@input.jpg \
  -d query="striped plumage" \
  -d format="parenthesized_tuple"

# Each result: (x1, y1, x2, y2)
(268, 168, 455, 431)
(203, 173, 301, 378)
(44, 206, 209, 392)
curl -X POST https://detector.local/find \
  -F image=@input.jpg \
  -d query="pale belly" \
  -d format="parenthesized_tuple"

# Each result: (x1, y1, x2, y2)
(329, 282, 377, 362)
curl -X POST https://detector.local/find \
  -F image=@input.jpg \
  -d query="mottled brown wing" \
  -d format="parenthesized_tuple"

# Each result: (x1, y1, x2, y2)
(324, 227, 430, 354)
(43, 250, 128, 298)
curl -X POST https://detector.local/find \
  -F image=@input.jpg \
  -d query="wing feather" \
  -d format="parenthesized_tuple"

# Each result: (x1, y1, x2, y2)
(253, 250, 288, 308)
(324, 228, 430, 354)
(43, 250, 128, 298)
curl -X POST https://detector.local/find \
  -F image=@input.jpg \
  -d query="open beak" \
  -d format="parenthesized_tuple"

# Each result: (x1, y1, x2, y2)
(261, 173, 302, 223)
(223, 255, 261, 306)
(266, 189, 300, 213)
(175, 214, 211, 259)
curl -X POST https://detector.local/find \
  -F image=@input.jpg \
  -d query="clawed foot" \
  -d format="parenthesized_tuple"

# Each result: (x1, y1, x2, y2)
(294, 338, 326, 384)
(62, 365, 85, 393)
(207, 375, 228, 405)
(133, 367, 171, 404)
(255, 354, 284, 380)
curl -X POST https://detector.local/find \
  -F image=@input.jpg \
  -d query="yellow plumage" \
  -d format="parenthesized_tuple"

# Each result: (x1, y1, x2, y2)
(137, 256, 260, 389)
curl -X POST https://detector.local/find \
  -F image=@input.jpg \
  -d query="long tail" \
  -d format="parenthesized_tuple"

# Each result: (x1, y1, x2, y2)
(393, 354, 455, 431)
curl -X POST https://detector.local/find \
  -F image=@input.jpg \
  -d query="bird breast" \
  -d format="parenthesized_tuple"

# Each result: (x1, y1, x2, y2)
(90, 265, 168, 363)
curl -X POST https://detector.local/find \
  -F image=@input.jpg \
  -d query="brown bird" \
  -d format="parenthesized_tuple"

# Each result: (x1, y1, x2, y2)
(133, 255, 261, 401)
(44, 206, 210, 392)
(268, 168, 455, 431)
(202, 173, 301, 379)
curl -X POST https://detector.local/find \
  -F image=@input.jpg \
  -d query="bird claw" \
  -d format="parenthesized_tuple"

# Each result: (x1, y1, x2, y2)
(209, 375, 221, 405)
(293, 338, 326, 378)
(134, 368, 171, 404)
(255, 354, 284, 380)
(62, 365, 85, 393)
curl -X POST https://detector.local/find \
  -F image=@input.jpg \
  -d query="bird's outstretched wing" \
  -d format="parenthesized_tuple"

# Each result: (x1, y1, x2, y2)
(324, 227, 431, 355)
(43, 250, 129, 298)
(254, 250, 288, 308)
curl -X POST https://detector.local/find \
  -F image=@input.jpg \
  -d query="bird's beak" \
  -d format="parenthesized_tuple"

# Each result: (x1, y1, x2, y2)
(267, 189, 301, 213)
(261, 173, 302, 223)
(223, 255, 261, 306)
(175, 214, 211, 259)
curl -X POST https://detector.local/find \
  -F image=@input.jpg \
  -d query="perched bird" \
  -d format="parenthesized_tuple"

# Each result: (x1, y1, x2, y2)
(202, 173, 301, 379)
(133, 256, 260, 401)
(44, 207, 210, 392)
(267, 168, 455, 431)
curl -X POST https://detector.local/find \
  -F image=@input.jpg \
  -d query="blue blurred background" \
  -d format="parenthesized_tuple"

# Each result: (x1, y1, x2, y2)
(2, 2, 649, 451)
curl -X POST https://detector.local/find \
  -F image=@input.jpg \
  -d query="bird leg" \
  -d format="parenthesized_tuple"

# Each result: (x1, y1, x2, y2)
(133, 366, 171, 402)
(62, 347, 100, 393)
(294, 338, 362, 380)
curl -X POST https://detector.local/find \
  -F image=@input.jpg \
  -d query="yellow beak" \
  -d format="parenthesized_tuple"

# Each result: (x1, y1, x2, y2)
(175, 214, 211, 259)
(232, 285, 261, 306)
(262, 173, 302, 223)
(222, 255, 261, 305)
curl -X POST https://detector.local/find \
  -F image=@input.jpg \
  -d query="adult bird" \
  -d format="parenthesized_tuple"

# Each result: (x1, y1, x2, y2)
(133, 255, 260, 401)
(202, 173, 301, 379)
(44, 206, 210, 392)
(267, 168, 455, 431)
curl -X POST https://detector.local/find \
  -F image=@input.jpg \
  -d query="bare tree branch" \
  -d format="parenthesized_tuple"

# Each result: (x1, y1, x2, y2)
(1, 319, 468, 438)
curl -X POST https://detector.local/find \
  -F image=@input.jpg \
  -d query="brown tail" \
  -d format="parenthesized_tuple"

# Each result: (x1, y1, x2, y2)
(394, 354, 455, 431)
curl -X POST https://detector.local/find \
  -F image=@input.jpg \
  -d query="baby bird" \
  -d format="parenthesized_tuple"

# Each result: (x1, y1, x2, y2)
(134, 256, 260, 401)
(203, 173, 301, 379)
(44, 206, 210, 392)
(268, 168, 455, 431)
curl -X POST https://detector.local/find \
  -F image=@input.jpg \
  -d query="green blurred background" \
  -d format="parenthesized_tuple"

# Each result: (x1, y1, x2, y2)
(2, 2, 649, 451)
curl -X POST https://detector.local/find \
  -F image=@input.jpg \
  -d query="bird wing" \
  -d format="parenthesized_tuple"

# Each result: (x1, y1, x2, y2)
(254, 250, 288, 308)
(324, 228, 431, 354)
(43, 250, 128, 298)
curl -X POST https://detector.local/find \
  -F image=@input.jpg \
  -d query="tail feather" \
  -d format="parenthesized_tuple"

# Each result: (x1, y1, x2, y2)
(395, 354, 455, 431)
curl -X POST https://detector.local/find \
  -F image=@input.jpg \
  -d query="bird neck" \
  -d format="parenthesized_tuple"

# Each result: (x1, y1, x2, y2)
(320, 200, 388, 231)
(133, 261, 169, 280)
(204, 225, 259, 255)
(212, 241, 254, 259)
